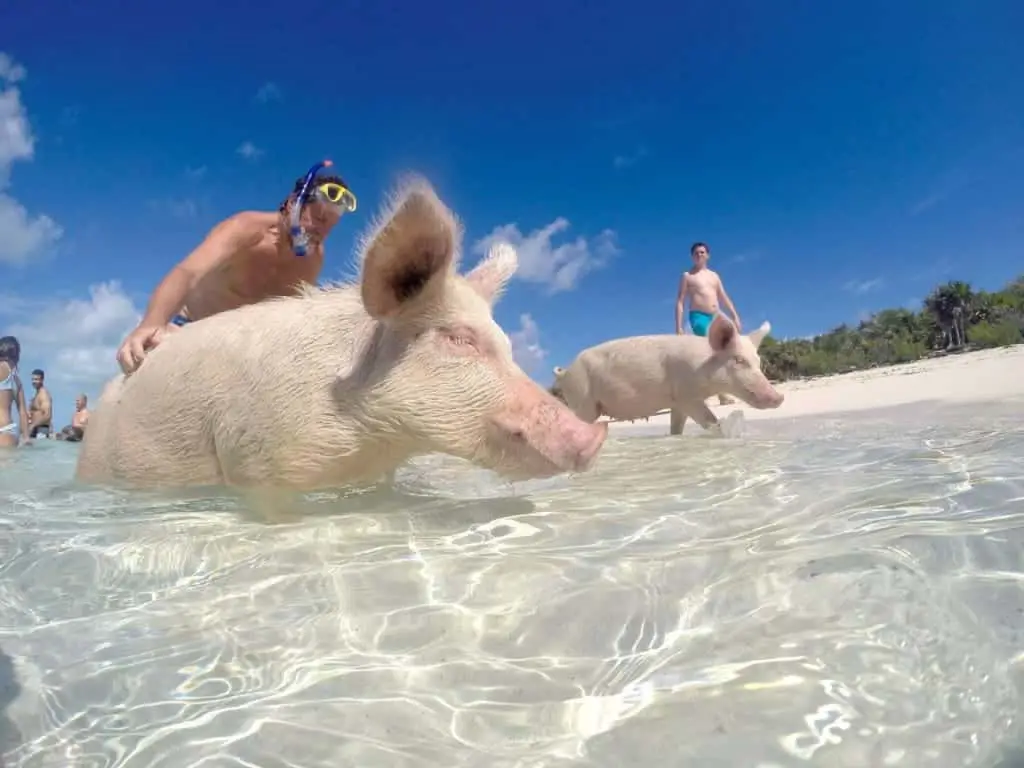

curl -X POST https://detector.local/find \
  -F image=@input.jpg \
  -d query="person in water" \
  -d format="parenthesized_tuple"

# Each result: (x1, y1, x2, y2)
(28, 368, 53, 438)
(0, 337, 31, 448)
(57, 393, 90, 442)
(116, 167, 357, 374)
(675, 241, 742, 405)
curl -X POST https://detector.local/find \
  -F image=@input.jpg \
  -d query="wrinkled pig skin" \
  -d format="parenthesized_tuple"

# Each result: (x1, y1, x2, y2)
(551, 316, 784, 431)
(76, 177, 608, 490)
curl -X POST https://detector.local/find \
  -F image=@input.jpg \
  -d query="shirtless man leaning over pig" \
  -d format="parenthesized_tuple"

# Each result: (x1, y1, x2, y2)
(116, 162, 357, 374)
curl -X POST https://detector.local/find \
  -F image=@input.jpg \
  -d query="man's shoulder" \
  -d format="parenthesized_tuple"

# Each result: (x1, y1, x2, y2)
(214, 211, 278, 239)
(230, 210, 279, 226)
(687, 267, 718, 281)
(704, 268, 724, 282)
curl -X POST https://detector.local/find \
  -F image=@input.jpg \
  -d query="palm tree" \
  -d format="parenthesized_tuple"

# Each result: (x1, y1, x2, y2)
(924, 281, 974, 349)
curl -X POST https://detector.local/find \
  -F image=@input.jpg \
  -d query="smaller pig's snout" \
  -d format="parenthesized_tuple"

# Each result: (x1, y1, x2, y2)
(760, 389, 785, 409)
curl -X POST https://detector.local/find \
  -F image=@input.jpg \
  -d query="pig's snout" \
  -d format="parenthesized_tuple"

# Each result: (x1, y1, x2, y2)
(756, 388, 785, 409)
(520, 400, 608, 472)
(493, 379, 609, 476)
(567, 419, 608, 471)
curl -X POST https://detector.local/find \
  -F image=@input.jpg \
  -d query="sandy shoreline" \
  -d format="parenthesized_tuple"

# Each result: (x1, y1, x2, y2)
(607, 345, 1024, 434)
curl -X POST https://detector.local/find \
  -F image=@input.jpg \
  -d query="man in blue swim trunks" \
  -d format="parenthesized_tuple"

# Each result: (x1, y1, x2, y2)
(675, 241, 743, 404)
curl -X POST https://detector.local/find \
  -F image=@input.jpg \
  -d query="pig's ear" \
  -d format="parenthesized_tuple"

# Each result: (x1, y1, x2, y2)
(359, 179, 459, 319)
(708, 314, 738, 352)
(466, 242, 518, 305)
(748, 321, 771, 349)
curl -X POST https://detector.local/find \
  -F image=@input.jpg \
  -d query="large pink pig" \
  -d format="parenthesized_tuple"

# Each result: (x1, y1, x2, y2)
(551, 317, 784, 434)
(76, 177, 607, 489)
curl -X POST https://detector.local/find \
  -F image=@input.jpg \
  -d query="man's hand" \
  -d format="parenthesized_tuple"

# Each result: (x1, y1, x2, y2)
(117, 324, 170, 374)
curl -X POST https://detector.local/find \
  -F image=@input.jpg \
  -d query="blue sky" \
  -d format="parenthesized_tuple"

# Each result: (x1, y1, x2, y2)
(1, 0, 1022, 425)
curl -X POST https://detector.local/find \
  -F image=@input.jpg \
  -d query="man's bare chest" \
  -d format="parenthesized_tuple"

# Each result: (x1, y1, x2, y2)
(227, 241, 323, 299)
(687, 273, 718, 295)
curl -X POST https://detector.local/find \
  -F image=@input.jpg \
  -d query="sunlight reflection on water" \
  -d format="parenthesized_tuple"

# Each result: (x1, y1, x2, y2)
(1, 400, 1023, 767)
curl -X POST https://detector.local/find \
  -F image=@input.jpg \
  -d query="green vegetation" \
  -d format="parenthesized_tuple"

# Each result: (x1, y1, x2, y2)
(759, 275, 1024, 382)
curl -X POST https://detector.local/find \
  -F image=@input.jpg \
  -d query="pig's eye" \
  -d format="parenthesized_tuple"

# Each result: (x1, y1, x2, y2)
(732, 355, 748, 367)
(439, 327, 479, 354)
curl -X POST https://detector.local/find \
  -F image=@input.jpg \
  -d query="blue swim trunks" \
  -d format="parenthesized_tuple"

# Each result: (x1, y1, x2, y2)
(688, 310, 715, 337)
(170, 313, 192, 327)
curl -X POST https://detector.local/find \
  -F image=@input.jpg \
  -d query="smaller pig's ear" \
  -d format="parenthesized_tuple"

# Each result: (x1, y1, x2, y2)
(359, 180, 458, 320)
(466, 242, 518, 305)
(748, 321, 771, 349)
(707, 314, 738, 351)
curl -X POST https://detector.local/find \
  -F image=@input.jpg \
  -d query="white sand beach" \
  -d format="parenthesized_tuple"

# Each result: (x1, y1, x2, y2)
(608, 344, 1024, 434)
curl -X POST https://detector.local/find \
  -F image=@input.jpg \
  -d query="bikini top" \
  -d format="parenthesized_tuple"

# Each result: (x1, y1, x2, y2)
(0, 363, 18, 392)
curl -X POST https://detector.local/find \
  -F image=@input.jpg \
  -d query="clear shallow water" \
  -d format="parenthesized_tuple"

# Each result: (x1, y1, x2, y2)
(2, 400, 1024, 767)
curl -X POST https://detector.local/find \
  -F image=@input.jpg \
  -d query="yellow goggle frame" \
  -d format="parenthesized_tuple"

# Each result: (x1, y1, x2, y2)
(315, 182, 357, 213)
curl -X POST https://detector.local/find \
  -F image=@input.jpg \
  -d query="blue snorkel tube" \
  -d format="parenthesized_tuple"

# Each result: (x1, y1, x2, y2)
(289, 159, 333, 257)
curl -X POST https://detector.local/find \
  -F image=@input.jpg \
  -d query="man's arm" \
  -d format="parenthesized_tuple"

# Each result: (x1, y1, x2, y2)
(675, 273, 689, 334)
(136, 213, 265, 329)
(715, 275, 741, 329)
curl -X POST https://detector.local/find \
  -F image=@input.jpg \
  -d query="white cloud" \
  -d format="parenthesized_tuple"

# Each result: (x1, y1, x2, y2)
(184, 165, 207, 180)
(147, 197, 199, 219)
(236, 141, 264, 161)
(843, 277, 883, 295)
(613, 146, 648, 169)
(0, 53, 26, 84)
(509, 313, 547, 375)
(0, 281, 141, 402)
(0, 52, 63, 266)
(473, 218, 619, 294)
(255, 82, 282, 103)
(910, 191, 945, 216)
(728, 249, 763, 264)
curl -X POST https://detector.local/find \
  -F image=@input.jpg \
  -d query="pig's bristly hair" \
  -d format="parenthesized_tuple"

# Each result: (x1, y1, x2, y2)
(309, 174, 517, 305)
(342, 173, 464, 280)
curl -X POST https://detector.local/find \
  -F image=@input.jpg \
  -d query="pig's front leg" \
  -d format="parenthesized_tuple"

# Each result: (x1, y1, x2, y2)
(685, 400, 722, 434)
(669, 406, 686, 436)
(670, 399, 719, 436)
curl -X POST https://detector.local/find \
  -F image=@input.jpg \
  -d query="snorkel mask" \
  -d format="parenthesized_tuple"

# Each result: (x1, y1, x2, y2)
(288, 159, 358, 257)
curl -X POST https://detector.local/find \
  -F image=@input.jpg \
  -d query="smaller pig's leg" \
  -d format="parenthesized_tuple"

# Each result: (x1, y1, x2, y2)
(669, 406, 687, 436)
(683, 400, 722, 434)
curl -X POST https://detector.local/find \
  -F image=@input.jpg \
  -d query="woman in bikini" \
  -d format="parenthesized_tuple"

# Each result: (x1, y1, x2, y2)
(0, 336, 31, 448)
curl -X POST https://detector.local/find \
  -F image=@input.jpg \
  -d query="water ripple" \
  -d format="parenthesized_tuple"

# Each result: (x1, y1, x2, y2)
(0, 401, 1022, 766)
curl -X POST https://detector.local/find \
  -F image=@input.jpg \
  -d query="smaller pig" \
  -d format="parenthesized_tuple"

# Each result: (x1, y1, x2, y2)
(551, 315, 784, 434)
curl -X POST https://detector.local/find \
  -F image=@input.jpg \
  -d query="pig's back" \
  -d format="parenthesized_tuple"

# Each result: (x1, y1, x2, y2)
(579, 335, 675, 378)
(77, 290, 359, 486)
(576, 335, 677, 419)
